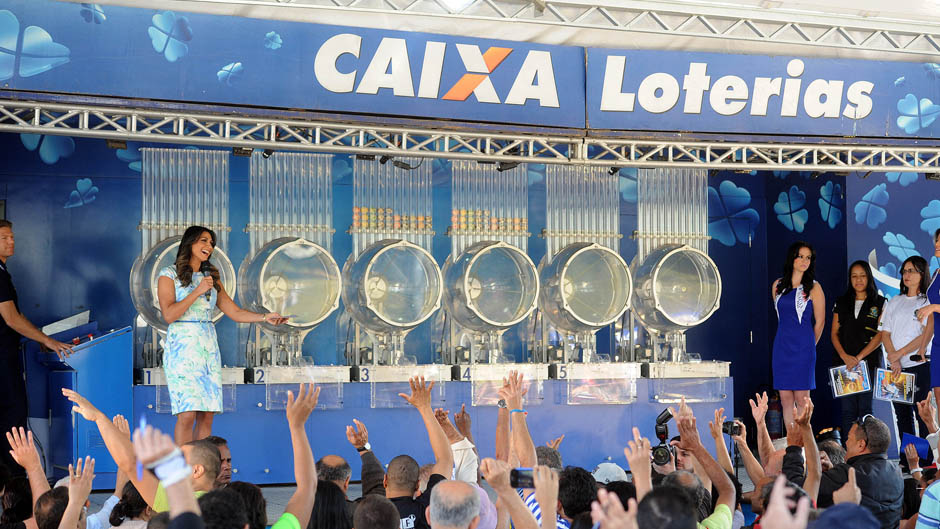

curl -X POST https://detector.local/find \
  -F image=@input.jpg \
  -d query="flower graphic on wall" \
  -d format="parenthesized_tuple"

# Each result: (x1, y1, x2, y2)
(818, 181, 843, 229)
(0, 10, 71, 81)
(883, 232, 919, 263)
(924, 63, 940, 80)
(707, 180, 759, 246)
(20, 133, 74, 164)
(148, 11, 192, 62)
(65, 178, 98, 208)
(885, 171, 918, 187)
(79, 4, 105, 24)
(264, 31, 282, 50)
(854, 183, 890, 229)
(880, 262, 898, 279)
(116, 141, 142, 172)
(896, 94, 940, 134)
(774, 185, 808, 233)
(921, 199, 940, 236)
(217, 62, 243, 86)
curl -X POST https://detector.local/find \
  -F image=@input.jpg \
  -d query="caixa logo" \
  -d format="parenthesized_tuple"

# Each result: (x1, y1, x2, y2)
(314, 33, 560, 107)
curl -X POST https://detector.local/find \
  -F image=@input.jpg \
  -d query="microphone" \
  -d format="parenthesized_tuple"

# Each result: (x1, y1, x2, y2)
(200, 261, 212, 301)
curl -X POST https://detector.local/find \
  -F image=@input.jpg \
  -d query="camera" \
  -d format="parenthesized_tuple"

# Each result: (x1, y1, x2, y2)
(510, 468, 534, 488)
(651, 408, 674, 466)
(721, 420, 741, 436)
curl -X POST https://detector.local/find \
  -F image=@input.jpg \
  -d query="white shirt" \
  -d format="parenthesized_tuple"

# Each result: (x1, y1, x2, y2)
(449, 437, 479, 484)
(879, 293, 932, 368)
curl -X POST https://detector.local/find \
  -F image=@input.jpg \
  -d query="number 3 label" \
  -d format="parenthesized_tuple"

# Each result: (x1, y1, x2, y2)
(360, 367, 370, 382)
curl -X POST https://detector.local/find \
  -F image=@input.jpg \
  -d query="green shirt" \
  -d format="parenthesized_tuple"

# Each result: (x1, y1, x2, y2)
(271, 513, 300, 529)
(698, 504, 733, 529)
(152, 483, 208, 513)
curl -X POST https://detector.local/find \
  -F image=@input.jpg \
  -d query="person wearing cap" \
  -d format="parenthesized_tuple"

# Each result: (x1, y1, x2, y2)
(592, 462, 628, 485)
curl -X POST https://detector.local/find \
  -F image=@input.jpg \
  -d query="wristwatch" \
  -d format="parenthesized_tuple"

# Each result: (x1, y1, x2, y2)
(357, 442, 372, 452)
(497, 399, 507, 409)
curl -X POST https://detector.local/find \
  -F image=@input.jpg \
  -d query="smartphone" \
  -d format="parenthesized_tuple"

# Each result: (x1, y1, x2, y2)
(510, 468, 535, 489)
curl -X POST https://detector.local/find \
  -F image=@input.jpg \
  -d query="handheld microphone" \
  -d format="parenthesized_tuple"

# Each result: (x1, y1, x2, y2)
(200, 261, 212, 301)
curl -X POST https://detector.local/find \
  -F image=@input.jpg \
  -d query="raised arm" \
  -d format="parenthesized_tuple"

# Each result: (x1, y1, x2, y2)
(214, 285, 285, 325)
(132, 426, 200, 519)
(709, 408, 734, 474)
(677, 413, 735, 511)
(494, 404, 511, 463)
(479, 458, 538, 529)
(62, 388, 161, 507)
(346, 419, 385, 497)
(399, 376, 453, 477)
(750, 392, 775, 466)
(500, 371, 537, 468)
(795, 398, 820, 502)
(6, 428, 50, 509)
(623, 427, 653, 501)
(58, 457, 95, 529)
(730, 420, 765, 486)
(283, 384, 320, 529)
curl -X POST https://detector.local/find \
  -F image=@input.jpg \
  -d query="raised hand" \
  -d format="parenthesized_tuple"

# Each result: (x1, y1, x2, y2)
(62, 388, 103, 422)
(731, 420, 747, 445)
(676, 415, 703, 452)
(918, 398, 939, 433)
(453, 404, 472, 438)
(833, 467, 862, 505)
(786, 423, 804, 448)
(6, 427, 41, 472)
(398, 376, 434, 410)
(286, 383, 320, 429)
(132, 425, 178, 467)
(113, 414, 131, 438)
(345, 419, 369, 449)
(623, 427, 652, 500)
(546, 434, 565, 451)
(480, 457, 512, 493)
(669, 396, 694, 422)
(68, 456, 96, 504)
(794, 397, 814, 429)
(533, 465, 559, 522)
(708, 408, 726, 439)
(591, 487, 639, 529)
(904, 443, 921, 471)
(750, 392, 769, 425)
(498, 370, 527, 411)
(434, 408, 462, 443)
(760, 475, 811, 529)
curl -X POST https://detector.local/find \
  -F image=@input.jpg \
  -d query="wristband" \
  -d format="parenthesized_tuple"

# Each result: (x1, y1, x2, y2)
(150, 448, 189, 482)
(510, 409, 526, 415)
(159, 465, 193, 487)
(912, 467, 924, 474)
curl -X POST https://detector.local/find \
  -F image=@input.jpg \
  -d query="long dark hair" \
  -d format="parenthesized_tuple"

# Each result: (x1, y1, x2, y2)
(837, 260, 877, 307)
(175, 225, 221, 292)
(776, 241, 816, 297)
(901, 256, 930, 297)
(308, 481, 351, 529)
(110, 482, 149, 526)
(227, 481, 267, 529)
(1, 476, 31, 524)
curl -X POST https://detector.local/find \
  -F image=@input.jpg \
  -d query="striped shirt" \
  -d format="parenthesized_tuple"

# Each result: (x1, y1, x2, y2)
(917, 480, 940, 529)
(518, 489, 570, 529)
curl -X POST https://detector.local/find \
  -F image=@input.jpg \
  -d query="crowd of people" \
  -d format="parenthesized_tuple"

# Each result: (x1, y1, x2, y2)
(4, 368, 940, 529)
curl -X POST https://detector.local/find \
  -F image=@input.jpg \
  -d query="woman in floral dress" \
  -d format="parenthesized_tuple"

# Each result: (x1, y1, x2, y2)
(158, 225, 286, 444)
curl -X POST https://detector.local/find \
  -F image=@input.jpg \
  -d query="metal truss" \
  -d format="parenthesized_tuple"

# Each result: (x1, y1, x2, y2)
(163, 0, 940, 56)
(3, 97, 940, 173)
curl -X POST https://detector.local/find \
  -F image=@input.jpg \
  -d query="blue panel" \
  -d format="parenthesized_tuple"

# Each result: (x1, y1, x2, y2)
(133, 379, 732, 484)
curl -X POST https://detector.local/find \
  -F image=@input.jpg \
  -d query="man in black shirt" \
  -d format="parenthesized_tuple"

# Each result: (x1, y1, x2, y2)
(0, 220, 73, 474)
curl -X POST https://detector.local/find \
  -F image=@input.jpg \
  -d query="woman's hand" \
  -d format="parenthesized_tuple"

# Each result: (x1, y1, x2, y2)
(916, 304, 939, 322)
(261, 312, 288, 325)
(841, 354, 859, 370)
(194, 275, 214, 296)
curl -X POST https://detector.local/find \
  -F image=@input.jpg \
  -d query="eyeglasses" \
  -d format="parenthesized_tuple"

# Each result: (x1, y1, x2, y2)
(854, 414, 874, 442)
(903, 268, 921, 275)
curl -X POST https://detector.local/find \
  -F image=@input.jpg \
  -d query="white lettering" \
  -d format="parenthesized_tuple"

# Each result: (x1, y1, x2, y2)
(505, 50, 559, 107)
(750, 77, 781, 116)
(314, 33, 361, 93)
(417, 41, 446, 99)
(843, 81, 874, 119)
(454, 43, 500, 103)
(682, 63, 710, 113)
(803, 79, 843, 118)
(709, 75, 748, 116)
(780, 59, 804, 117)
(637, 72, 680, 114)
(356, 37, 414, 96)
(600, 56, 635, 111)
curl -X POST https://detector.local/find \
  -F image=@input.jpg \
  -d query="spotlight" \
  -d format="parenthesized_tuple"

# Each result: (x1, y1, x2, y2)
(262, 148, 274, 159)
(608, 167, 621, 176)
(858, 171, 872, 179)
(927, 173, 940, 181)
(106, 139, 127, 150)
(232, 147, 253, 157)
(379, 155, 392, 165)
(809, 171, 822, 179)
(497, 161, 520, 172)
(707, 169, 719, 178)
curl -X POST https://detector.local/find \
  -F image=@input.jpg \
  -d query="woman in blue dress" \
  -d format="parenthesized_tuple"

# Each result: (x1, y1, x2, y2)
(158, 226, 287, 445)
(772, 241, 826, 430)
(916, 228, 940, 405)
